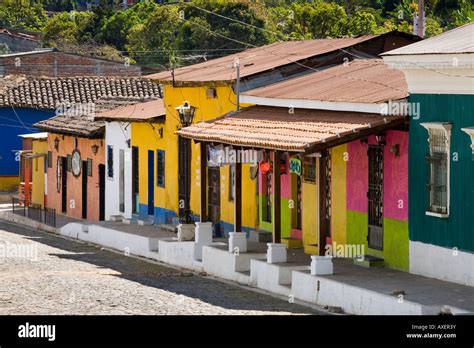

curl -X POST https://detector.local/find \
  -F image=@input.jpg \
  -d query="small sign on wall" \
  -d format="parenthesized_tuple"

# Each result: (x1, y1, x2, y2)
(289, 157, 301, 176)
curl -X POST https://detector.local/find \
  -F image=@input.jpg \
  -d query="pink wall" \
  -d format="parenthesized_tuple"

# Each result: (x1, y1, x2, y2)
(346, 130, 408, 221)
(383, 131, 408, 221)
(258, 152, 292, 199)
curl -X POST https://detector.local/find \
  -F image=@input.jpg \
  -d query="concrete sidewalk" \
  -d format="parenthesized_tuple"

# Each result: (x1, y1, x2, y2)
(1, 211, 473, 315)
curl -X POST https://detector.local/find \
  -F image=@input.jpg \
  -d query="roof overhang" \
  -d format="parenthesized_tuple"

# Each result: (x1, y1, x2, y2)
(176, 106, 407, 155)
(240, 95, 409, 115)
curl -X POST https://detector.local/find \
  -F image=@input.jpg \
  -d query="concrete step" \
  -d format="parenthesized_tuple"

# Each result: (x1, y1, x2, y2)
(122, 218, 137, 225)
(354, 254, 384, 268)
(281, 237, 303, 249)
(137, 218, 154, 226)
(109, 215, 123, 222)
(160, 224, 178, 233)
(249, 230, 273, 243)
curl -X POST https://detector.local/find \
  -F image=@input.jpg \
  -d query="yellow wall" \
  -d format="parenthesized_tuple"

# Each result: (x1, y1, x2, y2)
(31, 139, 47, 207)
(131, 121, 167, 210)
(136, 83, 257, 229)
(0, 176, 20, 191)
(331, 144, 347, 245)
(302, 158, 319, 255)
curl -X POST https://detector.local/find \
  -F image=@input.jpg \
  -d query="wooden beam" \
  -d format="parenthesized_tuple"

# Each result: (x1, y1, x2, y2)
(318, 151, 328, 256)
(200, 142, 207, 222)
(273, 151, 281, 243)
(234, 161, 242, 232)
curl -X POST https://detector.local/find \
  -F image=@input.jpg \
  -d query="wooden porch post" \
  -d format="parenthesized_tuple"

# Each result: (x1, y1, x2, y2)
(318, 150, 328, 256)
(200, 142, 207, 222)
(273, 150, 281, 243)
(234, 160, 242, 232)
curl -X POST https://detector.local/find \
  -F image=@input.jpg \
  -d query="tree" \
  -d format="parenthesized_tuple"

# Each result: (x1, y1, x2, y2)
(345, 11, 378, 35)
(0, 0, 48, 31)
(42, 11, 94, 46)
(126, 5, 182, 67)
(100, 1, 158, 51)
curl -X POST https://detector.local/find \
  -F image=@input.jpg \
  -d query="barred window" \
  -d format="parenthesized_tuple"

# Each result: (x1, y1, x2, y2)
(422, 123, 451, 217)
(107, 145, 114, 179)
(156, 150, 165, 187)
(303, 157, 316, 183)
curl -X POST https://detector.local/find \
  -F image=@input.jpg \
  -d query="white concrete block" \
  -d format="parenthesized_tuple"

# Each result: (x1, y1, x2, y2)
(228, 232, 247, 253)
(266, 243, 287, 263)
(177, 224, 195, 242)
(310, 255, 334, 275)
(195, 222, 213, 244)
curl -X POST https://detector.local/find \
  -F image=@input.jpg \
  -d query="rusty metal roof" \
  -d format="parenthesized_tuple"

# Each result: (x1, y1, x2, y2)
(242, 59, 408, 104)
(383, 23, 474, 55)
(177, 106, 404, 152)
(146, 35, 380, 83)
(94, 98, 165, 122)
(34, 97, 154, 138)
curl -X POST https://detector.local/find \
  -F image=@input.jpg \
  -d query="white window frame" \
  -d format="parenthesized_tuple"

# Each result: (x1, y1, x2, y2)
(461, 127, 474, 155)
(421, 122, 452, 218)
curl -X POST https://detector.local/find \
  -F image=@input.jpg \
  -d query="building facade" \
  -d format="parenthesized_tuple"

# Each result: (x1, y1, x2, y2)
(383, 23, 474, 284)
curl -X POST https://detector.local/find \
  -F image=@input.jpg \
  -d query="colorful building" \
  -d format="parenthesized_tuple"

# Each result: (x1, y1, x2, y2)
(17, 132, 48, 207)
(0, 76, 161, 191)
(383, 23, 474, 284)
(32, 96, 161, 221)
(94, 99, 165, 221)
(145, 31, 418, 236)
(234, 59, 410, 268)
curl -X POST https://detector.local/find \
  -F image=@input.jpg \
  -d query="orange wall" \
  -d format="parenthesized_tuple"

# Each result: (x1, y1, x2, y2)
(46, 133, 105, 221)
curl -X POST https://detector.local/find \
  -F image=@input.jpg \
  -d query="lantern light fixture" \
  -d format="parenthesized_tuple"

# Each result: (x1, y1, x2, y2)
(176, 101, 196, 127)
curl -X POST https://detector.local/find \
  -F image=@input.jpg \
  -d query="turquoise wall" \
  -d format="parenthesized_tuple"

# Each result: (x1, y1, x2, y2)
(409, 94, 474, 252)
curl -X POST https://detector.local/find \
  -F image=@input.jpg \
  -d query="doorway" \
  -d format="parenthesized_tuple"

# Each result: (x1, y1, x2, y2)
(207, 167, 220, 233)
(147, 150, 154, 216)
(132, 146, 139, 214)
(82, 160, 87, 219)
(119, 149, 125, 213)
(178, 136, 191, 219)
(61, 156, 67, 213)
(98, 164, 105, 221)
(368, 145, 384, 250)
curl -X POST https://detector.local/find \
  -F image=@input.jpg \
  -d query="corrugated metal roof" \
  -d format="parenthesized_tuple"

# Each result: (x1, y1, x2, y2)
(146, 35, 379, 83)
(242, 59, 408, 103)
(34, 97, 153, 137)
(177, 106, 404, 152)
(383, 23, 474, 55)
(18, 132, 48, 139)
(95, 98, 165, 121)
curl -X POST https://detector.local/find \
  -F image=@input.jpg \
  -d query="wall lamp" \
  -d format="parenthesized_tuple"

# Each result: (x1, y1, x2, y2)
(91, 144, 99, 155)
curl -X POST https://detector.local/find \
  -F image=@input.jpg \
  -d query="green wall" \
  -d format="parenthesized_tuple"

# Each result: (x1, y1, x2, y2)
(347, 210, 409, 271)
(258, 195, 291, 239)
(409, 94, 474, 252)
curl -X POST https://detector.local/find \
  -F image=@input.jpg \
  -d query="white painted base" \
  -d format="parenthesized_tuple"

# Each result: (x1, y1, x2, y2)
(310, 255, 334, 275)
(409, 241, 474, 287)
(158, 238, 203, 272)
(194, 222, 214, 260)
(202, 245, 266, 284)
(60, 223, 160, 260)
(266, 243, 287, 263)
(228, 232, 247, 253)
(195, 222, 213, 244)
(249, 259, 308, 296)
(291, 270, 424, 315)
(177, 224, 195, 242)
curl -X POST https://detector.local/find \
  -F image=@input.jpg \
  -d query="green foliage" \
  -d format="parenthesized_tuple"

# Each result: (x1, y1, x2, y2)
(0, 0, 48, 31)
(3, 0, 471, 68)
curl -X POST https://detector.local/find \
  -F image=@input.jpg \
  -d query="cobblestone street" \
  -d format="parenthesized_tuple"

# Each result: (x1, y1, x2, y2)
(0, 221, 322, 315)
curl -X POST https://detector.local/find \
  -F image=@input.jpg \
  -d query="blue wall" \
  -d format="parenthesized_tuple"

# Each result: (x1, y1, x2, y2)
(0, 107, 55, 176)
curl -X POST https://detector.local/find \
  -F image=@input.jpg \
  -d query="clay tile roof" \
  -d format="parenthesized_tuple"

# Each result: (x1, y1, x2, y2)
(145, 35, 381, 83)
(94, 98, 166, 122)
(177, 106, 404, 152)
(242, 59, 408, 104)
(0, 76, 162, 109)
(34, 97, 157, 138)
